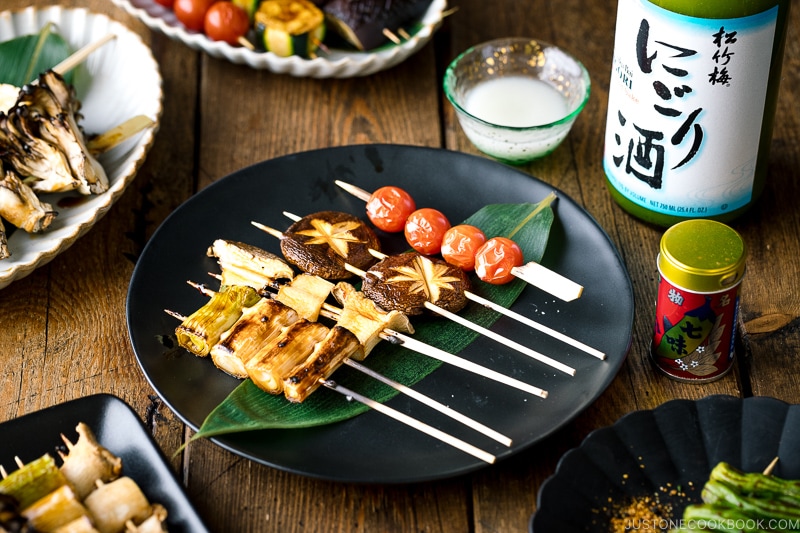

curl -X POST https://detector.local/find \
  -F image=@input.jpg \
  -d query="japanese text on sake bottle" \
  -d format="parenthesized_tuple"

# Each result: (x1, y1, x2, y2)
(603, 0, 790, 226)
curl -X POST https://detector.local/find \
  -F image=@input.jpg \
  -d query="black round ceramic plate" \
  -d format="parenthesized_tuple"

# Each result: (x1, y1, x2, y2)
(0, 394, 210, 532)
(530, 395, 800, 532)
(126, 144, 634, 483)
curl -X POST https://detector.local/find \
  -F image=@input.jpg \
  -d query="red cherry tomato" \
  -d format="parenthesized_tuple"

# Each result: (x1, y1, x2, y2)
(174, 0, 216, 31)
(365, 186, 417, 233)
(404, 208, 451, 255)
(204, 2, 250, 45)
(440, 224, 487, 271)
(154, 0, 175, 7)
(474, 237, 524, 285)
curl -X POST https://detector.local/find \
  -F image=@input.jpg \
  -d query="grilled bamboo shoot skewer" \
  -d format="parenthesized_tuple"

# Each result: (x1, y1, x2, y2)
(334, 180, 584, 301)
(367, 249, 604, 360)
(166, 305, 508, 452)
(253, 219, 573, 374)
(321, 379, 496, 464)
(318, 287, 547, 398)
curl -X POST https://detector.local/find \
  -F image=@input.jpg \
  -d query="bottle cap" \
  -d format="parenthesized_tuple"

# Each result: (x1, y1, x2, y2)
(658, 219, 746, 293)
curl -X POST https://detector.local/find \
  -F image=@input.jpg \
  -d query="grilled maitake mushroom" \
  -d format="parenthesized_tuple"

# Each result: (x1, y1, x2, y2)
(0, 160, 56, 235)
(6, 70, 109, 195)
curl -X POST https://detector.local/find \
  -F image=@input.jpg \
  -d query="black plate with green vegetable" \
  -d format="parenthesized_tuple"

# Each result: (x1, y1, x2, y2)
(126, 144, 634, 483)
(531, 395, 800, 531)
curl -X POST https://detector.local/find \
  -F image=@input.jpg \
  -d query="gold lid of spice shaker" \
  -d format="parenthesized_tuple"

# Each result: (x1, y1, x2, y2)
(658, 219, 746, 293)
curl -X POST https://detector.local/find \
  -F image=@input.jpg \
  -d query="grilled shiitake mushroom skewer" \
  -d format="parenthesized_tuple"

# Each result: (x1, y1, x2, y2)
(346, 252, 576, 375)
(269, 210, 381, 280)
(262, 215, 579, 375)
(281, 208, 604, 360)
(335, 180, 585, 302)
(366, 248, 604, 360)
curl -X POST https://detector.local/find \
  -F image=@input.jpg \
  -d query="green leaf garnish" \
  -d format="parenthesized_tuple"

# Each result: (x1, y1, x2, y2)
(192, 195, 557, 441)
(0, 23, 74, 87)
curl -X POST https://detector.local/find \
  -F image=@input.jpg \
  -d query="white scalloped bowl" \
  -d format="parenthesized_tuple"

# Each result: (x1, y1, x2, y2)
(0, 6, 163, 290)
(111, 0, 447, 78)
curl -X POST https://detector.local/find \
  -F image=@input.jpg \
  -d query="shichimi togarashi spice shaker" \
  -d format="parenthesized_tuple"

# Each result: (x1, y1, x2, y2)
(651, 219, 747, 382)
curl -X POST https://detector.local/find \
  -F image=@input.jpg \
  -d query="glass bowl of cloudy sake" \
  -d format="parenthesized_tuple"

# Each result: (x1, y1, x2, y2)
(444, 38, 590, 164)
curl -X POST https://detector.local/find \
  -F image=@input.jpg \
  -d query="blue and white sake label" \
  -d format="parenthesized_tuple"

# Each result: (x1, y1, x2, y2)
(603, 0, 778, 217)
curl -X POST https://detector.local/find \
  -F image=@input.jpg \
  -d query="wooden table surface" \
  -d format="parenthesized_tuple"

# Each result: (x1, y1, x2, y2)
(2, 0, 799, 531)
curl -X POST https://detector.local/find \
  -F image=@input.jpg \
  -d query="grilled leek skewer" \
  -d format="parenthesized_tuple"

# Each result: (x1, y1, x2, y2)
(174, 284, 259, 357)
(210, 297, 301, 378)
(245, 319, 330, 395)
(0, 454, 68, 510)
(21, 484, 89, 532)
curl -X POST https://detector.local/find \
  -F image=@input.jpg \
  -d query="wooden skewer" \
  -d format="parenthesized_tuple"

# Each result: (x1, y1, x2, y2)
(382, 28, 402, 45)
(53, 33, 117, 76)
(763, 456, 779, 475)
(441, 6, 461, 18)
(320, 379, 496, 464)
(237, 36, 255, 51)
(172, 284, 518, 444)
(316, 301, 547, 399)
(333, 180, 585, 302)
(254, 217, 575, 376)
(343, 359, 512, 446)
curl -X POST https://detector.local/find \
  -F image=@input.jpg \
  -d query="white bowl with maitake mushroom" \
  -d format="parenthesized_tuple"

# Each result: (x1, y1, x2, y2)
(0, 5, 163, 289)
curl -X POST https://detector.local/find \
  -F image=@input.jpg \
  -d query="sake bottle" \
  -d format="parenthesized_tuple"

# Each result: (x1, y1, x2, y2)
(602, 0, 791, 226)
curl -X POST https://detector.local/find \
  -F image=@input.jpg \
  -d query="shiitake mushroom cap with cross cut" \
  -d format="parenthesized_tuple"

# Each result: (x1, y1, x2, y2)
(280, 210, 381, 280)
(361, 252, 471, 315)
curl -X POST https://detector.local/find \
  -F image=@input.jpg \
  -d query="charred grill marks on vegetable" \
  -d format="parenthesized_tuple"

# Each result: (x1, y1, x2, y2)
(0, 162, 56, 234)
(1, 71, 108, 196)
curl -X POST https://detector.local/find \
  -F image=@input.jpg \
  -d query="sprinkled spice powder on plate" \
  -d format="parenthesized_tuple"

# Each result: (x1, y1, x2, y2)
(604, 478, 698, 532)
(609, 494, 673, 532)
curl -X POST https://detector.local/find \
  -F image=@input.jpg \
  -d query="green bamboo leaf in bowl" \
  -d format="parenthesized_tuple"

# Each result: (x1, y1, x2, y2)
(193, 195, 557, 439)
(0, 23, 74, 87)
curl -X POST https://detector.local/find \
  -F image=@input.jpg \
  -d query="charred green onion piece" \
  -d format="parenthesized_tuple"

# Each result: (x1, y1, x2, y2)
(176, 284, 259, 356)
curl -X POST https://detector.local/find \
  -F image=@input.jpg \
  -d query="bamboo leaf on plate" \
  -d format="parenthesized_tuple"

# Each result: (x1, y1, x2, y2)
(193, 195, 557, 440)
(0, 23, 74, 87)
